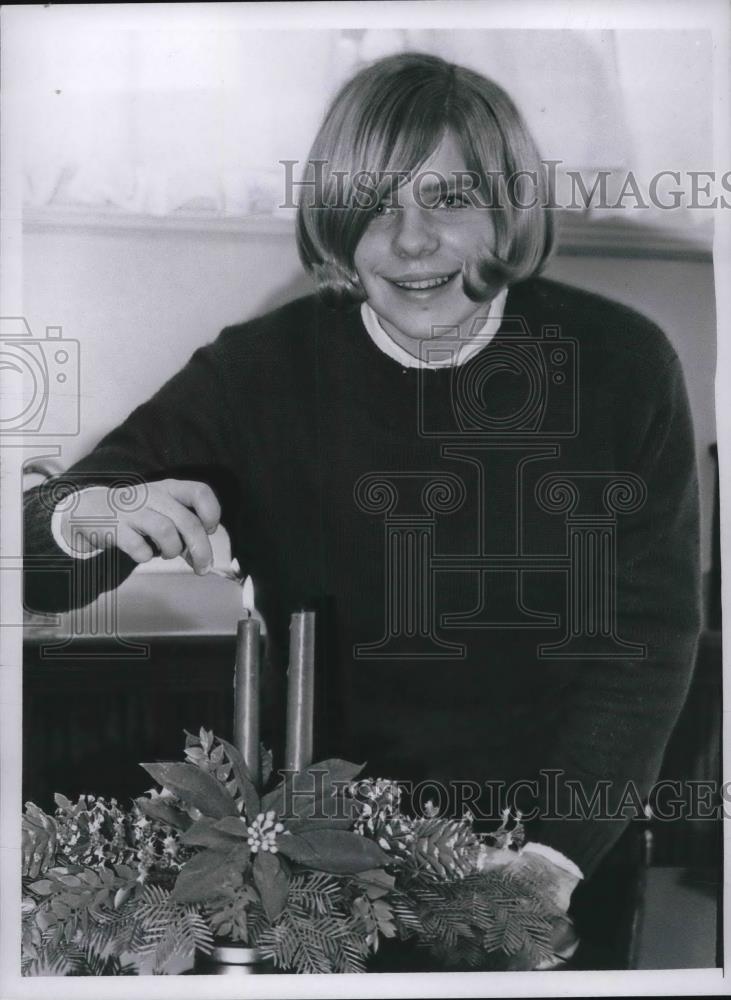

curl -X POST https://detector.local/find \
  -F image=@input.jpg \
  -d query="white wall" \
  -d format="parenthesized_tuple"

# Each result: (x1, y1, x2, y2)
(22, 221, 313, 466)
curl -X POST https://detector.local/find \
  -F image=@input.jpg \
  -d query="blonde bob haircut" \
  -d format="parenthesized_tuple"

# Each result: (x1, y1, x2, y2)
(296, 52, 556, 307)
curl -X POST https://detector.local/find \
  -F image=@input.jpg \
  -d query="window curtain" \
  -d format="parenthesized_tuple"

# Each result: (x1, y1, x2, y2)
(17, 18, 712, 226)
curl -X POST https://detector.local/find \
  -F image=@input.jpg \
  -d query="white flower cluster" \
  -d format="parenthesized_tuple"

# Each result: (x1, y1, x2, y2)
(347, 778, 403, 836)
(246, 810, 284, 854)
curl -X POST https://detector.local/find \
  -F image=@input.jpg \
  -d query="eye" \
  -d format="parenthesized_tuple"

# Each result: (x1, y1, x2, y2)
(374, 201, 398, 217)
(440, 192, 469, 209)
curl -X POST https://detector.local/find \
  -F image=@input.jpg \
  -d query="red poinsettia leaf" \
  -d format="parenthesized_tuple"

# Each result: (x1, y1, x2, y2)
(135, 797, 193, 831)
(261, 759, 365, 819)
(171, 844, 250, 904)
(213, 816, 250, 838)
(216, 737, 261, 818)
(285, 788, 361, 832)
(276, 829, 390, 874)
(285, 813, 356, 833)
(180, 818, 247, 850)
(308, 758, 366, 783)
(252, 850, 290, 922)
(140, 762, 239, 819)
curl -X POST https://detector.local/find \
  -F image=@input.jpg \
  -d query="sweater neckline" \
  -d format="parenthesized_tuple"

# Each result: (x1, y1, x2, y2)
(346, 284, 523, 378)
(359, 288, 509, 370)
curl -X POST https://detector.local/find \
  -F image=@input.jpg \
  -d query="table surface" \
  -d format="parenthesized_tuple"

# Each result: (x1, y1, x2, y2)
(24, 569, 249, 641)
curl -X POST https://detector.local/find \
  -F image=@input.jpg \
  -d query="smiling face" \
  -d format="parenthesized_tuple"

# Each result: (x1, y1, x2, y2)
(353, 131, 499, 358)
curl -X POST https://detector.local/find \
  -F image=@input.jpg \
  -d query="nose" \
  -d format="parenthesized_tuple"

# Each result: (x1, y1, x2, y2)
(391, 206, 439, 258)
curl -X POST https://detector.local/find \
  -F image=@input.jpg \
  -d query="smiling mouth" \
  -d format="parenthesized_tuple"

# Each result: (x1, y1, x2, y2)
(388, 273, 458, 291)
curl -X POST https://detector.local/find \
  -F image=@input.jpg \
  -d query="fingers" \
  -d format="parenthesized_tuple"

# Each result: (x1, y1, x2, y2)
(163, 479, 221, 534)
(133, 509, 186, 560)
(118, 507, 213, 574)
(116, 524, 156, 564)
(67, 479, 221, 575)
(149, 495, 214, 574)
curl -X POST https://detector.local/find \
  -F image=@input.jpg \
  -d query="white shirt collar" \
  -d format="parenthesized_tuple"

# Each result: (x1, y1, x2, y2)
(360, 286, 508, 369)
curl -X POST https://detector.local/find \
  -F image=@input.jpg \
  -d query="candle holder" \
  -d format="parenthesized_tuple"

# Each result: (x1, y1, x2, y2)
(192, 942, 270, 975)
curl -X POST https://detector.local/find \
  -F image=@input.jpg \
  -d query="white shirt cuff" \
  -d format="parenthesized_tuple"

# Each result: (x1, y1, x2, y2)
(50, 489, 103, 559)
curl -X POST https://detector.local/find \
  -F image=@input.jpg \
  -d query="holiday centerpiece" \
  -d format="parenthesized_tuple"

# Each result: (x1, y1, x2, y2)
(21, 572, 579, 975)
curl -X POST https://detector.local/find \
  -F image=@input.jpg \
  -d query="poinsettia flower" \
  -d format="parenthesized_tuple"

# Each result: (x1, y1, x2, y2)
(140, 741, 391, 925)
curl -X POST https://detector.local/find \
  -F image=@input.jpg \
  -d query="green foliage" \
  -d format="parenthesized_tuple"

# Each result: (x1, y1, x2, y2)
(205, 882, 259, 942)
(183, 728, 261, 817)
(256, 871, 371, 973)
(262, 757, 364, 825)
(349, 875, 398, 951)
(252, 850, 291, 921)
(132, 884, 214, 972)
(140, 763, 239, 820)
(22, 803, 58, 878)
(22, 876, 214, 976)
(391, 869, 560, 970)
(180, 816, 248, 850)
(170, 843, 251, 903)
(21, 730, 573, 975)
(276, 828, 390, 874)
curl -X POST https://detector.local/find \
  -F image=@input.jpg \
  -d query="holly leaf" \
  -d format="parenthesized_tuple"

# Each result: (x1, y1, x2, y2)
(140, 762, 239, 819)
(171, 844, 250, 903)
(276, 829, 390, 874)
(216, 737, 260, 818)
(252, 851, 290, 922)
(180, 818, 248, 850)
(28, 879, 54, 897)
(135, 796, 192, 831)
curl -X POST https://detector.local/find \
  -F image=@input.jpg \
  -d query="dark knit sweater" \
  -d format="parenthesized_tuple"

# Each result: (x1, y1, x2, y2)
(24, 277, 701, 877)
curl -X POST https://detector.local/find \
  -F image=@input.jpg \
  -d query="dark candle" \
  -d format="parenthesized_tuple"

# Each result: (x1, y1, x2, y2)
(233, 579, 260, 782)
(284, 611, 315, 772)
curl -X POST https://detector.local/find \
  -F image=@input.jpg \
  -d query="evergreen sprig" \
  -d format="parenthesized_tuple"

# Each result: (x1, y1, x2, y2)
(21, 729, 575, 975)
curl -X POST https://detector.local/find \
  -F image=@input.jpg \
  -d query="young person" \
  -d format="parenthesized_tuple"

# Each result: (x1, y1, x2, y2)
(24, 53, 701, 950)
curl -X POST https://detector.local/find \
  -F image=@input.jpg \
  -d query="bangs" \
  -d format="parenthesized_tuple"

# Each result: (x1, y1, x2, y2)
(298, 63, 456, 274)
(296, 53, 554, 307)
